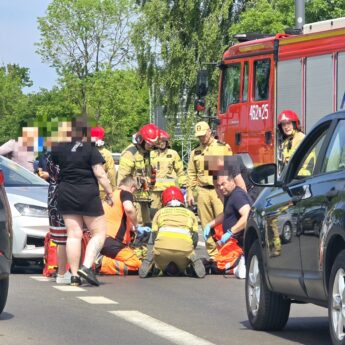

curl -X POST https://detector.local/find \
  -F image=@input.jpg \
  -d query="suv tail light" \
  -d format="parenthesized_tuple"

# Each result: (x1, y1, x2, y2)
(0, 170, 4, 185)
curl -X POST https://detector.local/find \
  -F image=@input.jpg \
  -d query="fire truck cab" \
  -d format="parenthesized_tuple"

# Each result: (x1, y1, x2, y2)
(209, 17, 345, 165)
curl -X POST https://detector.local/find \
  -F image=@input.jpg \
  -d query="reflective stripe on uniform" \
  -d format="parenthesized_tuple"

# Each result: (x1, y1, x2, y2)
(159, 227, 191, 236)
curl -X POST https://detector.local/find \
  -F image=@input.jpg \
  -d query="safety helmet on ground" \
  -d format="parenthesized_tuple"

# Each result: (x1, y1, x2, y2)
(134, 124, 160, 145)
(159, 129, 170, 141)
(277, 110, 301, 133)
(162, 186, 184, 206)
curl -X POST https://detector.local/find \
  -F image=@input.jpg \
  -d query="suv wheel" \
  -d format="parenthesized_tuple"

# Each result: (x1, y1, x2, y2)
(245, 240, 291, 330)
(329, 250, 345, 345)
(0, 277, 9, 314)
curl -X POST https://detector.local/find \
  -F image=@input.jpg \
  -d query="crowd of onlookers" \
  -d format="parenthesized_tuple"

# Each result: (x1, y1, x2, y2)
(0, 108, 304, 285)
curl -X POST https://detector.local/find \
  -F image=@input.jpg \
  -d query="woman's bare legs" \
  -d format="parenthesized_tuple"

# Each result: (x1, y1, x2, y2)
(82, 215, 107, 268)
(57, 244, 68, 275)
(63, 215, 84, 276)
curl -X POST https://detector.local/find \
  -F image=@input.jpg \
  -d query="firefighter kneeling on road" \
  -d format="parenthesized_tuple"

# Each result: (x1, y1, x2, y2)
(139, 186, 206, 278)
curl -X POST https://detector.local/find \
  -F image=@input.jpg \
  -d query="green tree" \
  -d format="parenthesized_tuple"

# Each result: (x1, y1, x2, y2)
(86, 70, 150, 151)
(0, 64, 32, 143)
(132, 0, 238, 124)
(36, 0, 135, 115)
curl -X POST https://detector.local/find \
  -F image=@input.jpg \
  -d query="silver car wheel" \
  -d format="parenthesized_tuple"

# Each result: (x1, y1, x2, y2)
(248, 254, 260, 316)
(331, 268, 345, 341)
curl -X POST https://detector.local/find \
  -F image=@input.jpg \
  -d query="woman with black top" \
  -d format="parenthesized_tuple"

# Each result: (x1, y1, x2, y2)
(52, 117, 113, 286)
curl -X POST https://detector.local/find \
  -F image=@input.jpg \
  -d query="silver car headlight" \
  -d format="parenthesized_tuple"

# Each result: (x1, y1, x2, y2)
(14, 203, 48, 218)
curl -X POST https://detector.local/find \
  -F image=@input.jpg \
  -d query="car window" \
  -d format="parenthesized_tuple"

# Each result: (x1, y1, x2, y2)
(220, 63, 241, 112)
(0, 157, 47, 186)
(254, 59, 270, 101)
(294, 129, 328, 179)
(321, 120, 345, 173)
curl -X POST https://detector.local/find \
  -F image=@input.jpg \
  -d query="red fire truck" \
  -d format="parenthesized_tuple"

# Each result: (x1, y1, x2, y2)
(200, 17, 345, 166)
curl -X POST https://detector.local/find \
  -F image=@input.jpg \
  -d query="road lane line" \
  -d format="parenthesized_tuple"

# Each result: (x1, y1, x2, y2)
(77, 296, 118, 304)
(53, 286, 86, 292)
(198, 241, 205, 247)
(30, 276, 52, 282)
(109, 310, 216, 345)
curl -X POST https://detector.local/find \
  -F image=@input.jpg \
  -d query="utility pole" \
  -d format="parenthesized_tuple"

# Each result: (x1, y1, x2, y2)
(295, 0, 305, 30)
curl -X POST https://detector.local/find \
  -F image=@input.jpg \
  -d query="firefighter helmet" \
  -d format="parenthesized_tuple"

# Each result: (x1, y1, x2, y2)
(135, 124, 160, 145)
(159, 129, 170, 141)
(277, 110, 301, 132)
(91, 126, 105, 140)
(162, 186, 184, 206)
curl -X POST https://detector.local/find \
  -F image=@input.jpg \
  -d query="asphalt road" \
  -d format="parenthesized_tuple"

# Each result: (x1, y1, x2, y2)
(2, 260, 331, 345)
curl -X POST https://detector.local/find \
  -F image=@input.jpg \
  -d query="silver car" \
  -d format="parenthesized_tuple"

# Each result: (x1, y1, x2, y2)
(0, 156, 49, 264)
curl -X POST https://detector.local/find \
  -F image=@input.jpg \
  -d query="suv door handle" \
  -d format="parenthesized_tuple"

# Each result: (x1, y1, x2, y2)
(326, 188, 338, 199)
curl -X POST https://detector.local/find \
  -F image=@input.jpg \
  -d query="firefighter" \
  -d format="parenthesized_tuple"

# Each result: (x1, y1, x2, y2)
(272, 110, 314, 256)
(150, 129, 186, 216)
(277, 110, 305, 172)
(187, 121, 232, 259)
(117, 123, 160, 226)
(91, 127, 116, 201)
(139, 186, 205, 278)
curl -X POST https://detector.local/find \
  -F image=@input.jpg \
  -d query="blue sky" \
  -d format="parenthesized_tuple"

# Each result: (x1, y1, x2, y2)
(0, 0, 57, 92)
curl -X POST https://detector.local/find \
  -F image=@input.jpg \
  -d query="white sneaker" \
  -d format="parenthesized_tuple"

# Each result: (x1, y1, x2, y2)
(56, 271, 72, 284)
(234, 256, 246, 279)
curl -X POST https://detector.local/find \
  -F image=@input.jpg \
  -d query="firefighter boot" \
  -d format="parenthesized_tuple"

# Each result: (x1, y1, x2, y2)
(190, 254, 206, 278)
(139, 252, 154, 278)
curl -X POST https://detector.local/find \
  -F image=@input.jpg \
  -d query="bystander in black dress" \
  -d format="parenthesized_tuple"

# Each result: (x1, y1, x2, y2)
(52, 141, 105, 216)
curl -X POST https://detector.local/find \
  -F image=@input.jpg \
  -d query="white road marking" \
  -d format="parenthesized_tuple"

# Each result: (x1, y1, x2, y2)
(198, 241, 205, 247)
(109, 310, 216, 345)
(30, 276, 52, 282)
(77, 296, 118, 304)
(53, 286, 86, 292)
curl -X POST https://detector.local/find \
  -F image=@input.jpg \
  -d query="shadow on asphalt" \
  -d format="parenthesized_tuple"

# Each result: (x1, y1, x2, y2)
(0, 311, 14, 321)
(11, 262, 43, 275)
(240, 316, 330, 344)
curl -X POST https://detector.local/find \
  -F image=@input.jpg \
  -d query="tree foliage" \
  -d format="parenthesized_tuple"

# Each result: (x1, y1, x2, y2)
(36, 0, 135, 115)
(132, 0, 239, 122)
(0, 64, 32, 143)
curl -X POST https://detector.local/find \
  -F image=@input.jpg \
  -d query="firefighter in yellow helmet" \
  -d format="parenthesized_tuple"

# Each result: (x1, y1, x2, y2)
(91, 127, 116, 201)
(138, 186, 205, 278)
(117, 124, 160, 226)
(150, 129, 186, 216)
(187, 121, 232, 259)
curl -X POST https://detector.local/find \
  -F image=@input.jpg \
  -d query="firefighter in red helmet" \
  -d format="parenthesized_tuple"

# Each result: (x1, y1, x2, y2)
(139, 186, 206, 278)
(91, 126, 116, 201)
(277, 109, 305, 173)
(117, 123, 160, 226)
(150, 129, 186, 217)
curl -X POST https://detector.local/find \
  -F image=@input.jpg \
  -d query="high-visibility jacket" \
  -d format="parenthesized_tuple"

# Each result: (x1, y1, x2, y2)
(117, 143, 151, 202)
(150, 148, 186, 191)
(281, 130, 305, 165)
(102, 189, 132, 244)
(152, 206, 198, 252)
(98, 146, 116, 201)
(187, 137, 232, 197)
(280, 130, 315, 176)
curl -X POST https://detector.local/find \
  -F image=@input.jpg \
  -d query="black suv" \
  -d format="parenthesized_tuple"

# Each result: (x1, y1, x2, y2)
(0, 169, 12, 315)
(244, 111, 345, 345)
